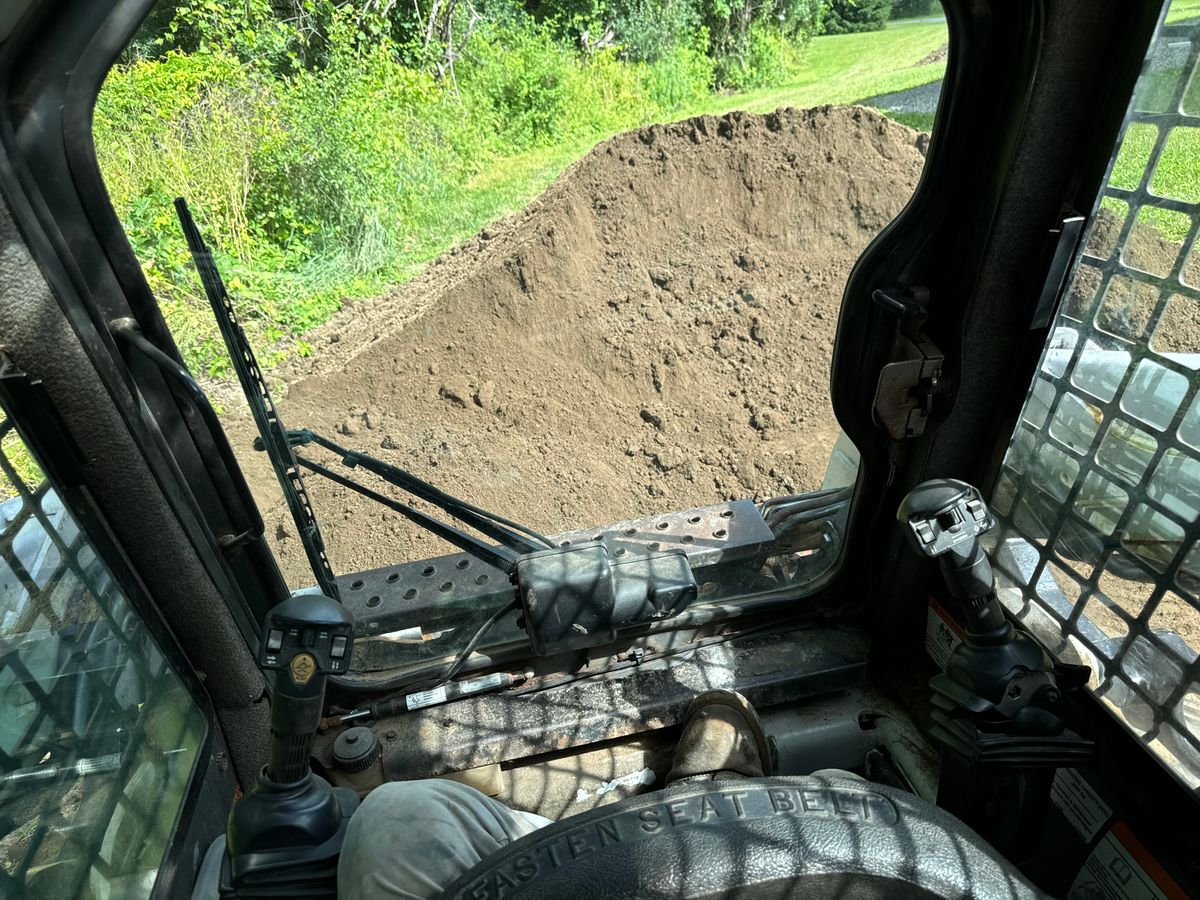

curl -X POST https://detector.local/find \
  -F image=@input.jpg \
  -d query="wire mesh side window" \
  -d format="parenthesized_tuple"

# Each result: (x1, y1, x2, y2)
(0, 421, 206, 896)
(988, 0, 1200, 791)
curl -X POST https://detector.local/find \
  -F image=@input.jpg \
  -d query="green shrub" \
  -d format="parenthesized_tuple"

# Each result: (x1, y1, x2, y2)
(558, 48, 657, 137)
(95, 51, 295, 374)
(525, 1, 823, 88)
(823, 0, 891, 34)
(642, 35, 716, 108)
(268, 13, 478, 273)
(457, 23, 580, 148)
(96, 51, 280, 258)
(700, 1, 826, 87)
(610, 0, 703, 62)
(522, 0, 700, 63)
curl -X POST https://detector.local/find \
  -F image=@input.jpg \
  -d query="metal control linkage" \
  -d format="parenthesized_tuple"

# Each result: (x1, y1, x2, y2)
(258, 427, 552, 573)
(293, 456, 521, 574)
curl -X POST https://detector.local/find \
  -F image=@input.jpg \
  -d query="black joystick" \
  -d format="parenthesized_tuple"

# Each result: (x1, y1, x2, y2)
(222, 592, 359, 898)
(898, 479, 1092, 865)
(258, 592, 355, 784)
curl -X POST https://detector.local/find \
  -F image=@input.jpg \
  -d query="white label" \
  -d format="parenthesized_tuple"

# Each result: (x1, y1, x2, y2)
(925, 599, 963, 670)
(1052, 768, 1112, 842)
(405, 685, 448, 710)
(573, 768, 656, 803)
(1069, 829, 1171, 900)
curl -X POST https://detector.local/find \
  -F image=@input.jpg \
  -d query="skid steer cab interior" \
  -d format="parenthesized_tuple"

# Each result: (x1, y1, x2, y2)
(2, 0, 1200, 897)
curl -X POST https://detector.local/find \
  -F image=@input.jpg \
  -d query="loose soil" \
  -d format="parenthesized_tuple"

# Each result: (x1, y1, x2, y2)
(220, 105, 929, 586)
(913, 44, 948, 67)
(1076, 206, 1200, 352)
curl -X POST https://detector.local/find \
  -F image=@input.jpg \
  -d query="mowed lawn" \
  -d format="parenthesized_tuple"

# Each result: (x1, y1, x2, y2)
(698, 21, 946, 117)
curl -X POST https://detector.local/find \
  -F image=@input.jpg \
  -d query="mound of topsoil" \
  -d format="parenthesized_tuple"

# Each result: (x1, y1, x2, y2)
(223, 105, 928, 585)
(1072, 206, 1200, 349)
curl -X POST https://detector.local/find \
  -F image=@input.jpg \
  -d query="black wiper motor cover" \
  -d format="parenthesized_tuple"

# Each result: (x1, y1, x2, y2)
(515, 543, 697, 655)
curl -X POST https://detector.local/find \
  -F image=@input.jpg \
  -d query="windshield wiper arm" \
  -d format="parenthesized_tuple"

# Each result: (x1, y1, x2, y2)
(272, 429, 552, 554)
(176, 198, 340, 600)
(293, 456, 520, 573)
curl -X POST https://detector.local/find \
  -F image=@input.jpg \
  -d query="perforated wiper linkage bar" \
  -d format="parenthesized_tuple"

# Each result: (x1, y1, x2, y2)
(176, 198, 340, 600)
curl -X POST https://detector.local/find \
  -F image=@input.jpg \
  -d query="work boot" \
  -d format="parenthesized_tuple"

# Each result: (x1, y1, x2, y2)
(666, 689, 774, 784)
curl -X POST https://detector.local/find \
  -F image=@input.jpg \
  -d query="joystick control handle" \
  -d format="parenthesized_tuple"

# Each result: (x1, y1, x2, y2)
(259, 591, 354, 783)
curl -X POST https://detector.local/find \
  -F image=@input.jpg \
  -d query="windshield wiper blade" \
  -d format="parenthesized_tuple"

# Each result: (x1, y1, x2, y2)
(175, 198, 340, 600)
(272, 428, 552, 554)
(294, 456, 520, 573)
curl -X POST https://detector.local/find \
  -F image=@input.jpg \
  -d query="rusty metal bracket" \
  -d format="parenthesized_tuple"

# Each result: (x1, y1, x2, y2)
(871, 288, 952, 441)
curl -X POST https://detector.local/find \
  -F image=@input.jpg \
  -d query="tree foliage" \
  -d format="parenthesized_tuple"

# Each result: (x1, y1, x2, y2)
(890, 0, 939, 20)
(822, 0, 890, 34)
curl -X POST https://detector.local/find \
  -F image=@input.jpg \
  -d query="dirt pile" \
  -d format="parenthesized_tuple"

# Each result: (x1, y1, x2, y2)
(1075, 207, 1200, 351)
(224, 105, 928, 585)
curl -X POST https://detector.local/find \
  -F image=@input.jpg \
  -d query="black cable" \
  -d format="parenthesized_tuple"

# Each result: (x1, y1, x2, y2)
(320, 433, 554, 551)
(438, 597, 520, 685)
(336, 597, 521, 701)
(508, 625, 783, 697)
(337, 609, 817, 706)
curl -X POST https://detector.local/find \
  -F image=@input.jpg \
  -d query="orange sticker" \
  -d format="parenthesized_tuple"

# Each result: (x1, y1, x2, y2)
(1068, 821, 1187, 900)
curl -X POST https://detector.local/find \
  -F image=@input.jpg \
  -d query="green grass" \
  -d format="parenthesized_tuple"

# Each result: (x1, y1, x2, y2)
(343, 22, 948, 312)
(1167, 0, 1200, 24)
(1110, 121, 1200, 240)
(884, 110, 937, 131)
(283, 139, 598, 321)
(691, 22, 946, 116)
(390, 140, 595, 281)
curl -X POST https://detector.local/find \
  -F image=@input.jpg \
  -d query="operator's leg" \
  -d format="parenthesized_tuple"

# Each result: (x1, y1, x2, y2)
(338, 779, 552, 900)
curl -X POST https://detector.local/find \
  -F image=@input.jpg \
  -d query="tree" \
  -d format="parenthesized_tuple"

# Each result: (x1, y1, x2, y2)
(822, 0, 889, 34)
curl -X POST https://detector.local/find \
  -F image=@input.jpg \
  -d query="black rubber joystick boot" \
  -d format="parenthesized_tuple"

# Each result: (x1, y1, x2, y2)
(221, 592, 360, 899)
(898, 479, 1092, 866)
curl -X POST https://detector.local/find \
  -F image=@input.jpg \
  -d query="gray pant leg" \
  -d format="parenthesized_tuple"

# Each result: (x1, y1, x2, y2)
(338, 779, 550, 900)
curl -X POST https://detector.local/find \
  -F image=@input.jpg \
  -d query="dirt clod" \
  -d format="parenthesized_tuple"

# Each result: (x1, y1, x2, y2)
(226, 106, 927, 584)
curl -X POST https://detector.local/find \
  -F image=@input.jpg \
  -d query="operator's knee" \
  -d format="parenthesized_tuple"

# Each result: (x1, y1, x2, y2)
(353, 778, 467, 831)
(339, 779, 534, 900)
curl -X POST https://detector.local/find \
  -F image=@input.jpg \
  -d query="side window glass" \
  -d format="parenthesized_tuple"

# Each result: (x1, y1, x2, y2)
(989, 1, 1200, 789)
(0, 415, 206, 897)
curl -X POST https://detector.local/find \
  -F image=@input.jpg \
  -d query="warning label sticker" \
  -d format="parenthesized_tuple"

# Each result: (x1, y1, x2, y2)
(925, 596, 964, 671)
(406, 685, 448, 710)
(1051, 768, 1112, 843)
(1068, 823, 1186, 900)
